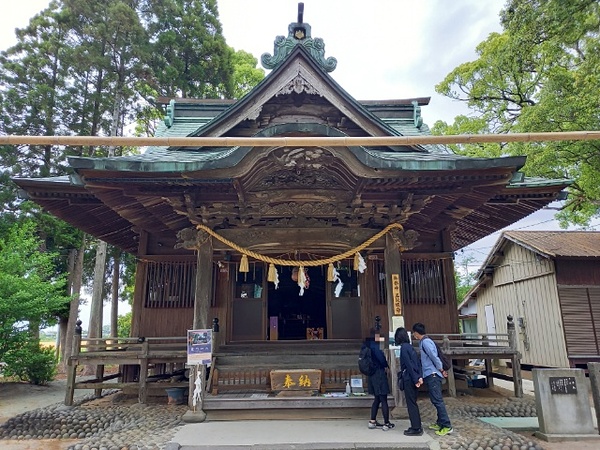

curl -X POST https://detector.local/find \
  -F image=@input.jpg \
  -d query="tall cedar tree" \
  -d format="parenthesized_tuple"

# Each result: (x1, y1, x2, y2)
(140, 0, 234, 98)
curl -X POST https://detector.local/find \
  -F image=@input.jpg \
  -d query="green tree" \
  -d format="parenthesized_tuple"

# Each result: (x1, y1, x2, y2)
(0, 220, 70, 382)
(117, 311, 132, 337)
(141, 0, 234, 99)
(231, 49, 265, 99)
(0, 1, 76, 212)
(454, 255, 477, 303)
(434, 0, 600, 226)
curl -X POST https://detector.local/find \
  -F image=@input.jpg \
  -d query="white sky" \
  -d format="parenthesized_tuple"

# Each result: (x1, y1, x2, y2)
(3, 1, 595, 328)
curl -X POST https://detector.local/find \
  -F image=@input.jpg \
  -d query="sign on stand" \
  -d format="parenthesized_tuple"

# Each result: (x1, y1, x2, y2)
(187, 329, 212, 365)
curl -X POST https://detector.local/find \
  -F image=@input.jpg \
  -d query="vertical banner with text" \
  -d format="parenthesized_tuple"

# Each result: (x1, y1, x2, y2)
(187, 329, 212, 365)
(391, 273, 402, 315)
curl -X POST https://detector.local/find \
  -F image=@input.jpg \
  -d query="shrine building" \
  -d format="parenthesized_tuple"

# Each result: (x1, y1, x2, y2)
(14, 6, 569, 409)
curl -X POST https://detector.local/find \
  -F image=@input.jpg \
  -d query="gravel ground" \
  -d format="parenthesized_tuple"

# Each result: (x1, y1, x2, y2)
(0, 382, 598, 450)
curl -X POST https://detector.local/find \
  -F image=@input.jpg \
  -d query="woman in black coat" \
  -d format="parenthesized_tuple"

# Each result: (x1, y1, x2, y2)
(395, 327, 423, 436)
(363, 328, 394, 431)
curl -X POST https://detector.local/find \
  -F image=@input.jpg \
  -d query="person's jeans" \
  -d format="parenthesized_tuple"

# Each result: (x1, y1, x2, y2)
(424, 374, 451, 428)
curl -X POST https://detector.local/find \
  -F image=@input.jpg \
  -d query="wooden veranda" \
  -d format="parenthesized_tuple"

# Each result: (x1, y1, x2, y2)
(65, 316, 522, 417)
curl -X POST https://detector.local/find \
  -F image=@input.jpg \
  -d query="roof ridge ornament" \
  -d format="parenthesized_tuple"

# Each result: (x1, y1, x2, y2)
(261, 2, 337, 73)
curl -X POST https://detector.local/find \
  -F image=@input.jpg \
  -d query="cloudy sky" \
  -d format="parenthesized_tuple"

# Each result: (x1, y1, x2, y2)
(3, 1, 591, 327)
(1, 0, 507, 123)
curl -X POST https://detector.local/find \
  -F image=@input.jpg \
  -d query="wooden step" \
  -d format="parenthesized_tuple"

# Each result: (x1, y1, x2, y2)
(203, 393, 393, 421)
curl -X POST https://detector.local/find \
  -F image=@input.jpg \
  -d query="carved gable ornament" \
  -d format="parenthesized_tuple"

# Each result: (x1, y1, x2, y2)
(261, 6, 337, 73)
(276, 73, 321, 97)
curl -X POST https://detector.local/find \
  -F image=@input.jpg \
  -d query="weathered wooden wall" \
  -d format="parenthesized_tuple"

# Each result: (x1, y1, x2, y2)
(475, 243, 569, 368)
(555, 259, 600, 285)
(555, 257, 600, 365)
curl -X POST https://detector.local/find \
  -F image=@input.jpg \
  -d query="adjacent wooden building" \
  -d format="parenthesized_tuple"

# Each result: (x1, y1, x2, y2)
(14, 10, 570, 405)
(459, 231, 600, 369)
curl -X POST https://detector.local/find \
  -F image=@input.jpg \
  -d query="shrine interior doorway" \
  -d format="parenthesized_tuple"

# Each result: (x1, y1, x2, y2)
(268, 266, 327, 340)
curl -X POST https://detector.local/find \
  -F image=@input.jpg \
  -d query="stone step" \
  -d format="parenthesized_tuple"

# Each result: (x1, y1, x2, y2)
(169, 419, 432, 450)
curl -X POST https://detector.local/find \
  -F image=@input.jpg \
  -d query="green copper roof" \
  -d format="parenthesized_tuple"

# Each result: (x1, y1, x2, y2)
(68, 142, 527, 173)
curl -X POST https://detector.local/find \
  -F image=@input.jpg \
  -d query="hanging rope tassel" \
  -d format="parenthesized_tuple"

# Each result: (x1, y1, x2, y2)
(353, 252, 360, 271)
(327, 263, 335, 282)
(267, 263, 277, 282)
(239, 254, 249, 273)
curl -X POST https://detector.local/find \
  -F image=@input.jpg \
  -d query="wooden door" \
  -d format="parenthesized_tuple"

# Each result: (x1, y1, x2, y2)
(327, 263, 363, 339)
(230, 264, 266, 341)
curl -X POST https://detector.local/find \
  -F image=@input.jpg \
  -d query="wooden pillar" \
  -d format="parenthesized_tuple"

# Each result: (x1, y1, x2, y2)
(507, 315, 523, 398)
(65, 320, 82, 406)
(482, 335, 494, 389)
(193, 236, 213, 330)
(384, 234, 406, 415)
(384, 233, 402, 330)
(94, 365, 104, 399)
(443, 335, 456, 397)
(138, 339, 149, 404)
(183, 232, 213, 422)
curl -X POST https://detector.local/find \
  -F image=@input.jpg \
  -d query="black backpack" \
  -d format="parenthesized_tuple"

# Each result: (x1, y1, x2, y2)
(423, 337, 452, 371)
(358, 345, 377, 376)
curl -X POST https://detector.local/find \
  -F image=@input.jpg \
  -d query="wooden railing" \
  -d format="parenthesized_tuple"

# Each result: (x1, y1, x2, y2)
(391, 316, 522, 399)
(65, 322, 187, 405)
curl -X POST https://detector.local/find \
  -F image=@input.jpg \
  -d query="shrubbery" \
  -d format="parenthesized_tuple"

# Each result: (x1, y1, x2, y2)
(2, 344, 57, 385)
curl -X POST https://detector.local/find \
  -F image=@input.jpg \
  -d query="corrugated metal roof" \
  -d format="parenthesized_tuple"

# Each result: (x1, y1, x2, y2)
(505, 230, 600, 258)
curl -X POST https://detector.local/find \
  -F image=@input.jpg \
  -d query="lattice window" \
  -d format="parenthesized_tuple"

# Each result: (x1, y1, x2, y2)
(144, 261, 196, 308)
(371, 258, 387, 305)
(401, 259, 446, 304)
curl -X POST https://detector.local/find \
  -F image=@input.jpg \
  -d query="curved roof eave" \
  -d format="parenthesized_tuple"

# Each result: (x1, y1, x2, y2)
(68, 147, 528, 174)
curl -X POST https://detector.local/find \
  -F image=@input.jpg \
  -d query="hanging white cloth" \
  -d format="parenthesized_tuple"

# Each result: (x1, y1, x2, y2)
(192, 365, 203, 411)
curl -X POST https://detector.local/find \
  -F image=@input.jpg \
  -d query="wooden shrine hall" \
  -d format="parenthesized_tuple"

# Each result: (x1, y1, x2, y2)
(14, 5, 569, 417)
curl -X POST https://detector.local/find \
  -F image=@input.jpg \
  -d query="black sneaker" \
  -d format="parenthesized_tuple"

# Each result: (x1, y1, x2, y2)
(382, 422, 395, 431)
(368, 421, 384, 429)
(404, 428, 423, 436)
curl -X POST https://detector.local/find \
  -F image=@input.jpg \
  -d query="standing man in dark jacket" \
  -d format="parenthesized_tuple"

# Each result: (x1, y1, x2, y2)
(395, 327, 423, 436)
(363, 328, 395, 431)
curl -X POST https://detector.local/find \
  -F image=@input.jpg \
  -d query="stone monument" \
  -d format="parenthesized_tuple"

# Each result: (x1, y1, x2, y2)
(533, 368, 600, 442)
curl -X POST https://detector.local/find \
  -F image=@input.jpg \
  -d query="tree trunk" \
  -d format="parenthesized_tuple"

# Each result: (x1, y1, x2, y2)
(63, 239, 85, 373)
(111, 251, 120, 338)
(87, 90, 121, 340)
(88, 240, 107, 340)
(83, 89, 122, 375)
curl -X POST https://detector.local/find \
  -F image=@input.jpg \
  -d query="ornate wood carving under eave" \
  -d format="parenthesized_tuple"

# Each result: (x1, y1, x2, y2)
(175, 227, 210, 250)
(271, 147, 328, 171)
(174, 226, 421, 254)
(389, 229, 421, 251)
(217, 227, 389, 252)
(241, 147, 357, 192)
(165, 191, 433, 229)
(256, 170, 343, 190)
